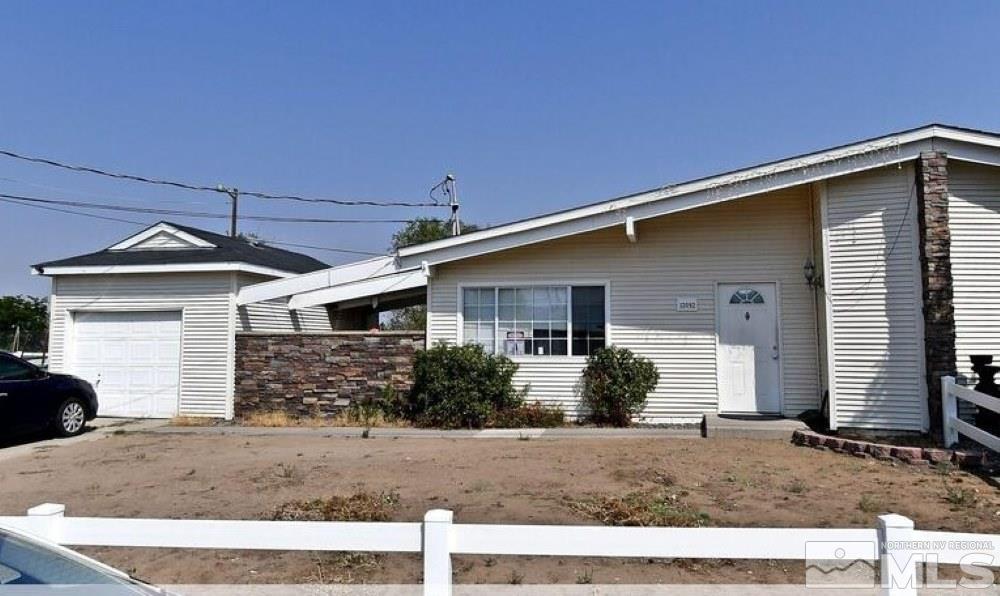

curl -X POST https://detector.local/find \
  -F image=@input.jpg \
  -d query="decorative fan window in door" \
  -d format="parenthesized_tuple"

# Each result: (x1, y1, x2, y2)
(729, 288, 765, 304)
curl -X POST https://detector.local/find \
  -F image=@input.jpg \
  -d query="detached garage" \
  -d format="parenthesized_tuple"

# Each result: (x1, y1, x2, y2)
(33, 222, 332, 419)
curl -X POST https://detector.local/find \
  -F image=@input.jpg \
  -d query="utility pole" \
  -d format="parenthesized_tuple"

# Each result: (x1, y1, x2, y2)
(445, 174, 461, 236)
(218, 185, 240, 238)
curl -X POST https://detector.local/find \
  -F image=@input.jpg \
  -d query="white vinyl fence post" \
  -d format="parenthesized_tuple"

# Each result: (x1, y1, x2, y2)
(877, 514, 917, 596)
(423, 509, 453, 596)
(26, 503, 65, 544)
(941, 375, 958, 447)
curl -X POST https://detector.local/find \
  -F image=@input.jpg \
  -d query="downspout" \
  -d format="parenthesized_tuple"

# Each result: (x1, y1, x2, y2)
(807, 185, 827, 422)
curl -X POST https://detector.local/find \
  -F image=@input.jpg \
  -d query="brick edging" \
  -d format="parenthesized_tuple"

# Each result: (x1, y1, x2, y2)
(791, 429, 986, 469)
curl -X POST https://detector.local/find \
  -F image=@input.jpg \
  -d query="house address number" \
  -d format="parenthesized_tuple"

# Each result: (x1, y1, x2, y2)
(676, 297, 698, 312)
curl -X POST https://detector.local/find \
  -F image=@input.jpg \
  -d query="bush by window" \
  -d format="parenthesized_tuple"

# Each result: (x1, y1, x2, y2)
(581, 346, 658, 427)
(406, 344, 523, 428)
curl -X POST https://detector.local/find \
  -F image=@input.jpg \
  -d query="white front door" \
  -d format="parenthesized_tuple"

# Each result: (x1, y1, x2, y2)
(70, 311, 182, 418)
(717, 283, 781, 414)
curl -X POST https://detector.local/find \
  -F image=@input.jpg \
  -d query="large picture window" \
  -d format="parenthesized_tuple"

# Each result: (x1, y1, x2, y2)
(461, 285, 606, 357)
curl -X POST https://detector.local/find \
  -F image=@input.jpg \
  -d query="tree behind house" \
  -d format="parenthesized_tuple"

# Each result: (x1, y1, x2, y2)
(0, 295, 48, 352)
(383, 218, 479, 330)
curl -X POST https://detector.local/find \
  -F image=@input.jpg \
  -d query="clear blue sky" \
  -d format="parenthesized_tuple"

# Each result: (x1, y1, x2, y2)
(2, 1, 998, 295)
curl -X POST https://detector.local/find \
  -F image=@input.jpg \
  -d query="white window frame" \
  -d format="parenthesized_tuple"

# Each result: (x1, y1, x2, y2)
(457, 281, 611, 361)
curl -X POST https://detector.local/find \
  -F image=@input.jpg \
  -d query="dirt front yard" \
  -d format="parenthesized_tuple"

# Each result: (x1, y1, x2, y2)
(1, 430, 998, 585)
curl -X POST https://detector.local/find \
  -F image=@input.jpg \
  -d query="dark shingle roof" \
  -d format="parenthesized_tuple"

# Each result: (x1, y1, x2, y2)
(33, 221, 329, 274)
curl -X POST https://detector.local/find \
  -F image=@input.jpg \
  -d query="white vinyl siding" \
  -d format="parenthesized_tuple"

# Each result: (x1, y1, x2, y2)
(824, 166, 926, 431)
(235, 273, 331, 332)
(237, 301, 331, 332)
(47, 273, 234, 417)
(948, 161, 1000, 382)
(428, 187, 820, 422)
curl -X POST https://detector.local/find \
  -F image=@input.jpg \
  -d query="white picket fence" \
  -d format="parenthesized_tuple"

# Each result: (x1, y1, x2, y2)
(3, 503, 1000, 595)
(942, 375, 1000, 452)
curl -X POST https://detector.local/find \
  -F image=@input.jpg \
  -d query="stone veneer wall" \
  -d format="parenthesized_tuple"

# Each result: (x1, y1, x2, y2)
(916, 151, 957, 434)
(235, 331, 424, 417)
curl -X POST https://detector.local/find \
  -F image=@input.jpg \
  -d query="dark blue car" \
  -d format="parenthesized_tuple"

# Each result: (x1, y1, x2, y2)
(0, 352, 98, 437)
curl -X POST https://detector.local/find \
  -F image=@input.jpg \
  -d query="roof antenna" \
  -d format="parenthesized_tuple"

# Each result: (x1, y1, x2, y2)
(444, 174, 461, 236)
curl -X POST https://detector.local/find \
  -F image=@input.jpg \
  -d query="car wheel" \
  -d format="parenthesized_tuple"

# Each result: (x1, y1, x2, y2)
(55, 398, 87, 437)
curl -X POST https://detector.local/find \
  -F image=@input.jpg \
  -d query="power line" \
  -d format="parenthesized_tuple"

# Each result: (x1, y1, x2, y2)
(262, 240, 384, 257)
(0, 148, 447, 208)
(0, 175, 208, 207)
(0, 196, 150, 226)
(240, 188, 443, 208)
(0, 195, 391, 256)
(0, 192, 410, 224)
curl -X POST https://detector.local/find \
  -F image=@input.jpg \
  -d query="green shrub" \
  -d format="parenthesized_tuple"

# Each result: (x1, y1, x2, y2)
(347, 384, 406, 422)
(374, 383, 408, 420)
(407, 344, 523, 428)
(581, 346, 658, 426)
(487, 401, 566, 428)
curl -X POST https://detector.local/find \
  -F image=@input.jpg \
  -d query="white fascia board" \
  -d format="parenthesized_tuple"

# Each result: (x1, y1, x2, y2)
(235, 255, 399, 305)
(931, 137, 1000, 168)
(933, 125, 1000, 150)
(37, 263, 295, 278)
(288, 269, 427, 310)
(107, 223, 215, 251)
(396, 126, 1000, 268)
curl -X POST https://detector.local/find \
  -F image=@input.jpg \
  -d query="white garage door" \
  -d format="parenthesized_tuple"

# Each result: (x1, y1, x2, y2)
(70, 311, 182, 418)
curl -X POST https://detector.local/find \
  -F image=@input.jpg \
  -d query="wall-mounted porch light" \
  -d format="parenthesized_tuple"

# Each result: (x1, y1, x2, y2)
(803, 257, 822, 289)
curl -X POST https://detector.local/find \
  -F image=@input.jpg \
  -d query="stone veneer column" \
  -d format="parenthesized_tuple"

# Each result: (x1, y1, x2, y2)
(915, 151, 956, 435)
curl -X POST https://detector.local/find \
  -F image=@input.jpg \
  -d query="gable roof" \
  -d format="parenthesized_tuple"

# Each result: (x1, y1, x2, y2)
(107, 222, 216, 250)
(396, 123, 1000, 268)
(236, 123, 1000, 307)
(33, 221, 329, 277)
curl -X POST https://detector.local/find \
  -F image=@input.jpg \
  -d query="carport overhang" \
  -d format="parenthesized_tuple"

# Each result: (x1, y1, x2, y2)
(287, 268, 427, 310)
(235, 255, 428, 323)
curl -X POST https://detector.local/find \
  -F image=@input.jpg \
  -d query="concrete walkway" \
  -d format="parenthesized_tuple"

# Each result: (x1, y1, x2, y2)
(150, 416, 807, 440)
(702, 413, 808, 439)
(0, 417, 166, 463)
(149, 424, 703, 439)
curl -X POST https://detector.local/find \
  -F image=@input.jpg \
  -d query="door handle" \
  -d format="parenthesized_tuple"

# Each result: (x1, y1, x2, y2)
(772, 345, 780, 360)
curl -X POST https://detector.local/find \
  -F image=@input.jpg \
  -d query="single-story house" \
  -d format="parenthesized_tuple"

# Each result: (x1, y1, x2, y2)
(33, 124, 1000, 432)
(239, 123, 1000, 432)
(32, 222, 331, 418)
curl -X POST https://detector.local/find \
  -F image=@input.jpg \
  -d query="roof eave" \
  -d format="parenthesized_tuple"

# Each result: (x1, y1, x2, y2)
(397, 125, 1000, 268)
(235, 255, 404, 306)
(33, 262, 299, 278)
